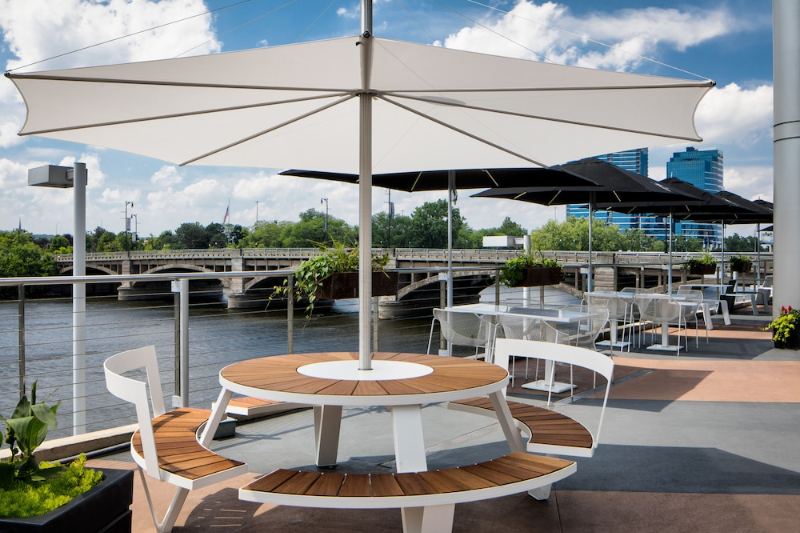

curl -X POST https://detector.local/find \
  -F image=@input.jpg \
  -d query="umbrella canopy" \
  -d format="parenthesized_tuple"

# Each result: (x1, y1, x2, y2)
(470, 158, 703, 290)
(7, 15, 713, 367)
(279, 167, 601, 191)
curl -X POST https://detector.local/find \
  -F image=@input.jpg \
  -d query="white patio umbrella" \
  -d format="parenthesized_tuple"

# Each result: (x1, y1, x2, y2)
(6, 1, 712, 369)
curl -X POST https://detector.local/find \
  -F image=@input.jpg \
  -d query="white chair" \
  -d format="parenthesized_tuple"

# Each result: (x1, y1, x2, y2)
(758, 275, 773, 314)
(497, 312, 545, 385)
(427, 309, 496, 360)
(104, 346, 247, 533)
(584, 292, 631, 353)
(634, 294, 685, 355)
(541, 304, 609, 351)
(674, 289, 709, 348)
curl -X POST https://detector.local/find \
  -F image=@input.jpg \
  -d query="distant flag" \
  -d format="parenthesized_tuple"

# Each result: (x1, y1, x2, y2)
(222, 203, 230, 224)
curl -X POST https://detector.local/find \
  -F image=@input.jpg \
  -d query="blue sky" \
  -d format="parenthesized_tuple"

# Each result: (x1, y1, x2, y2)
(0, 0, 774, 238)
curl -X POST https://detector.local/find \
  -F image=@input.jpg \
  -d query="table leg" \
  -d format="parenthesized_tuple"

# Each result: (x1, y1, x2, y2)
(719, 299, 732, 325)
(314, 405, 342, 467)
(646, 321, 680, 352)
(701, 302, 714, 330)
(392, 405, 451, 533)
(489, 391, 524, 452)
(199, 387, 233, 448)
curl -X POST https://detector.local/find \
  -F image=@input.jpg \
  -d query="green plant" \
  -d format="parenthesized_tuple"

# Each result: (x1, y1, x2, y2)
(272, 242, 390, 315)
(0, 382, 65, 489)
(764, 305, 800, 343)
(498, 250, 561, 287)
(729, 255, 752, 270)
(685, 252, 716, 270)
(0, 454, 102, 518)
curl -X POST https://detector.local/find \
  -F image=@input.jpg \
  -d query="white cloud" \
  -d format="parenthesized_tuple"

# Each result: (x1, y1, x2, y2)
(337, 6, 359, 20)
(724, 166, 773, 202)
(150, 165, 183, 187)
(695, 83, 773, 146)
(444, 1, 736, 72)
(57, 153, 107, 189)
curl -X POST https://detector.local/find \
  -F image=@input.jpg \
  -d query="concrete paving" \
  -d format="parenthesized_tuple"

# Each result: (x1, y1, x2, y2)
(90, 308, 800, 532)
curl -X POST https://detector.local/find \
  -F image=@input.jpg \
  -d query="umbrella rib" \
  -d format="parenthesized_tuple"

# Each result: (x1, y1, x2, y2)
(388, 93, 703, 142)
(382, 81, 715, 94)
(18, 93, 353, 136)
(5, 71, 356, 93)
(179, 94, 357, 166)
(378, 95, 548, 168)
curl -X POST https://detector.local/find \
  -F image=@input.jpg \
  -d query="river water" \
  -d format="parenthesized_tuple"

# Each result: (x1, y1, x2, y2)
(0, 286, 576, 439)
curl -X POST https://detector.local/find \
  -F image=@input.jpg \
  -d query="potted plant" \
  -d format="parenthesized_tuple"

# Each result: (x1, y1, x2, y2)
(729, 255, 752, 273)
(764, 305, 800, 349)
(685, 253, 716, 275)
(498, 251, 562, 287)
(273, 242, 397, 315)
(0, 382, 134, 532)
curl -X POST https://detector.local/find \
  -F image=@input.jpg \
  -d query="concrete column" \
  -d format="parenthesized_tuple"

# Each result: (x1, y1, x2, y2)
(773, 0, 800, 316)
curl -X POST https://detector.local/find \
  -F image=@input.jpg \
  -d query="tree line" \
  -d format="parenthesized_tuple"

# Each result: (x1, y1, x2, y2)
(1, 199, 766, 282)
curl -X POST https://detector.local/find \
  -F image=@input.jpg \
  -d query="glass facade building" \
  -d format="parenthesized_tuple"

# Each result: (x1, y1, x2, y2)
(566, 148, 670, 241)
(666, 147, 723, 248)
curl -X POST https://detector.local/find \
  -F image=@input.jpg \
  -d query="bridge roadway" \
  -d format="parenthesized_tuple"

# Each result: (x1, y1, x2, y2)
(52, 249, 772, 313)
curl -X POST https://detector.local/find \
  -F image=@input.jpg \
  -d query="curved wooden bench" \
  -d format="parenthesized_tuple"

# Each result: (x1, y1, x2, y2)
(105, 347, 248, 533)
(131, 407, 246, 487)
(449, 397, 595, 457)
(240, 452, 575, 509)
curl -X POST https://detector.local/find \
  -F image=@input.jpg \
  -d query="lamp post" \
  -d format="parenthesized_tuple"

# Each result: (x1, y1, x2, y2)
(124, 201, 134, 251)
(131, 213, 138, 245)
(320, 197, 329, 232)
(255, 200, 260, 224)
(28, 163, 87, 435)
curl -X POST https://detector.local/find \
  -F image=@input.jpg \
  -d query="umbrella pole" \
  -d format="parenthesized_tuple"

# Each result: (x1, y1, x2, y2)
(587, 192, 594, 292)
(447, 170, 454, 309)
(358, 3, 374, 370)
(756, 222, 761, 282)
(668, 210, 674, 294)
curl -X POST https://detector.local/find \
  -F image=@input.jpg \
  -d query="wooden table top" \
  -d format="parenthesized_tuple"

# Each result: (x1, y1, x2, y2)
(219, 352, 508, 406)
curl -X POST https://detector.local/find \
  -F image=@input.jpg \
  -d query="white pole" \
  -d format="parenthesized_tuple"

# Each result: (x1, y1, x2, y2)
(773, 0, 800, 316)
(180, 279, 189, 406)
(447, 170, 454, 309)
(668, 211, 674, 294)
(72, 163, 86, 435)
(587, 192, 594, 292)
(358, 0, 374, 370)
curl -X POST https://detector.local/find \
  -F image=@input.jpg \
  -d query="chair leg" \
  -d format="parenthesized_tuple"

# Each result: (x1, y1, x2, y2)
(138, 465, 190, 533)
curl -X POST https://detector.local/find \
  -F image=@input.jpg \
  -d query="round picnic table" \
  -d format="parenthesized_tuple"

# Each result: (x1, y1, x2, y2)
(199, 352, 523, 531)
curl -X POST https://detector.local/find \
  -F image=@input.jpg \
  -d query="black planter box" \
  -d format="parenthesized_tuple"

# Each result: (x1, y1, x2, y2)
(0, 468, 134, 533)
(316, 271, 398, 299)
(689, 264, 716, 275)
(731, 261, 752, 273)
(510, 267, 562, 287)
(773, 331, 800, 350)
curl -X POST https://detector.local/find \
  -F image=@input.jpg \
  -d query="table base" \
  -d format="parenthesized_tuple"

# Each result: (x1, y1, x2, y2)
(646, 344, 681, 353)
(521, 380, 575, 393)
(596, 340, 630, 349)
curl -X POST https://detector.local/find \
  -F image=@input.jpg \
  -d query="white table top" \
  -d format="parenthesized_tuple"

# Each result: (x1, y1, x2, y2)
(442, 303, 590, 323)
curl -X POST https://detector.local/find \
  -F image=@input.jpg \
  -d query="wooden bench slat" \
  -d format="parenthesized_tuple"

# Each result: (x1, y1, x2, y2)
(276, 471, 321, 495)
(339, 473, 371, 497)
(306, 472, 346, 496)
(246, 469, 298, 493)
(393, 473, 437, 496)
(460, 463, 519, 486)
(370, 473, 405, 497)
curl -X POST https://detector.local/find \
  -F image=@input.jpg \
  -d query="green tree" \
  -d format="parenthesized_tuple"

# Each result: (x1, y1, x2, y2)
(280, 209, 355, 248)
(724, 233, 763, 252)
(225, 224, 248, 246)
(372, 212, 412, 248)
(205, 222, 227, 248)
(0, 231, 58, 297)
(241, 220, 289, 248)
(48, 235, 72, 253)
(96, 231, 121, 252)
(406, 200, 466, 248)
(174, 222, 209, 249)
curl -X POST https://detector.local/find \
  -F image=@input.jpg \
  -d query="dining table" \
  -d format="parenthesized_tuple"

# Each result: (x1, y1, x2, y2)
(198, 351, 523, 527)
(439, 303, 592, 393)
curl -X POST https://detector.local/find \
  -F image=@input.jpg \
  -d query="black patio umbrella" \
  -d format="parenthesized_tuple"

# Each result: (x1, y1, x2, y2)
(281, 166, 601, 306)
(470, 158, 703, 291)
(597, 178, 772, 287)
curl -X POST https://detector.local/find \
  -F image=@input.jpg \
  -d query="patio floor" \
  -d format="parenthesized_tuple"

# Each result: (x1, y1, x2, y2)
(90, 307, 800, 532)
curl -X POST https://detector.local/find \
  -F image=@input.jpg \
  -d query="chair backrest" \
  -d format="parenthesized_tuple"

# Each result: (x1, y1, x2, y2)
(585, 292, 626, 320)
(541, 304, 609, 350)
(620, 287, 655, 294)
(432, 309, 490, 349)
(498, 314, 543, 342)
(104, 346, 165, 480)
(494, 338, 614, 449)
(761, 275, 773, 288)
(634, 294, 681, 323)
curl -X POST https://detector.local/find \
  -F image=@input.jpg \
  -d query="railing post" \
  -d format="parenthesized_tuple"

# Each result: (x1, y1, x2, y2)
(180, 279, 189, 408)
(18, 285, 26, 399)
(173, 290, 180, 398)
(439, 275, 447, 354)
(372, 295, 379, 352)
(287, 274, 294, 354)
